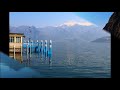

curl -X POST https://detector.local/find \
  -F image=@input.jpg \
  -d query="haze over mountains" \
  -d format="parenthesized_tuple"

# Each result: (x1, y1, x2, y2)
(92, 36, 110, 43)
(10, 21, 110, 43)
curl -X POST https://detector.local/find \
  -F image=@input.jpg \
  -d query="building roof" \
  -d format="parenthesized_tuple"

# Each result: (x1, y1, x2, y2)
(9, 33, 25, 37)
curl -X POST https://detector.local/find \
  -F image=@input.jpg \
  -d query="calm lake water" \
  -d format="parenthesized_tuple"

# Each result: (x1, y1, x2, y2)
(0, 40, 111, 78)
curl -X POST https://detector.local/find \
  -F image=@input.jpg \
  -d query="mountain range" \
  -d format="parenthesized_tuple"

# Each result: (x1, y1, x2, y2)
(10, 21, 110, 43)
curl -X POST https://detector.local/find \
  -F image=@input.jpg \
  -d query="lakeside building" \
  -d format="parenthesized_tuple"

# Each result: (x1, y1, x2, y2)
(9, 33, 25, 53)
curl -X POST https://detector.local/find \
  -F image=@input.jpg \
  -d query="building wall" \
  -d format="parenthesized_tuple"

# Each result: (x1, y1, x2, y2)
(9, 34, 24, 52)
(9, 43, 22, 48)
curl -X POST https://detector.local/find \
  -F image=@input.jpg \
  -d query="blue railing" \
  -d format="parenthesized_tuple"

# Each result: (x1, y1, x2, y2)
(22, 40, 52, 57)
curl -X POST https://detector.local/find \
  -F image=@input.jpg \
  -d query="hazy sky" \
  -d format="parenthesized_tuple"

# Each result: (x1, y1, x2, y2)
(10, 12, 113, 28)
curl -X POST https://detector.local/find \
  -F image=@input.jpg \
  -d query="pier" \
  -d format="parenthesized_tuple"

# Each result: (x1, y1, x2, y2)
(9, 32, 52, 61)
(23, 40, 52, 55)
(9, 39, 52, 61)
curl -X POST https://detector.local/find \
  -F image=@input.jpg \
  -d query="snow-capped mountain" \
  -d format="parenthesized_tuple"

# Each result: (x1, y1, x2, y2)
(57, 21, 95, 27)
(10, 21, 110, 42)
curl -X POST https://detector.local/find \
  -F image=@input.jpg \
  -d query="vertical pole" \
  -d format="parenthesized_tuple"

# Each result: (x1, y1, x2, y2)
(31, 40, 33, 54)
(37, 40, 38, 52)
(49, 40, 52, 56)
(37, 40, 38, 43)
(14, 36, 16, 43)
(21, 44, 22, 57)
(49, 40, 52, 49)
(49, 40, 52, 68)
(20, 44, 23, 63)
(44, 40, 47, 62)
(28, 40, 29, 53)
(27, 44, 28, 59)
(37, 40, 38, 57)
(30, 44, 31, 57)
(41, 40, 43, 53)
(38, 42, 41, 56)
(44, 40, 47, 55)
(29, 38, 30, 54)
(21, 37, 22, 43)
(38, 40, 40, 53)
(14, 45, 15, 59)
(40, 40, 43, 60)
(27, 44, 28, 55)
(49, 56, 52, 68)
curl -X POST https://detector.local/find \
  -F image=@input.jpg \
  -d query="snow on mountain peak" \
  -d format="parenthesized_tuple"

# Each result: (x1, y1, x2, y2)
(59, 21, 94, 27)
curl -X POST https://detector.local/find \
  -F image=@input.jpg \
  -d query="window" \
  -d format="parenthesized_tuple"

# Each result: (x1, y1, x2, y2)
(16, 37, 21, 43)
(9, 37, 14, 43)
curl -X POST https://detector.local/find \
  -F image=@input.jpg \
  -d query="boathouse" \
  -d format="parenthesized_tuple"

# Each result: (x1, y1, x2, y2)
(9, 33, 25, 53)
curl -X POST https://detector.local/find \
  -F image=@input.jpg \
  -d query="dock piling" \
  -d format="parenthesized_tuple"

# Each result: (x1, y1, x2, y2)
(40, 40, 43, 53)
(14, 45, 15, 59)
(30, 44, 31, 57)
(27, 44, 28, 55)
(21, 44, 22, 57)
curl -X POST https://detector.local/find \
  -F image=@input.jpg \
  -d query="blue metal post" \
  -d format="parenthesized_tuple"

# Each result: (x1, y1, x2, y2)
(31, 40, 33, 53)
(40, 40, 43, 53)
(44, 40, 47, 55)
(29, 40, 31, 55)
(48, 40, 52, 56)
(37, 40, 38, 53)
(27, 40, 29, 55)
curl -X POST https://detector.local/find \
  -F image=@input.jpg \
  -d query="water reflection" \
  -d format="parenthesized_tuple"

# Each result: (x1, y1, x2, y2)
(25, 54, 31, 67)
(48, 55, 52, 69)
(9, 52, 23, 63)
(9, 50, 52, 68)
(4, 40, 111, 78)
(40, 52, 43, 61)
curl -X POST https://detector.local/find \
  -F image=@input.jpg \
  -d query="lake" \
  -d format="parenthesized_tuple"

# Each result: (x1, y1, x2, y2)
(0, 40, 111, 78)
